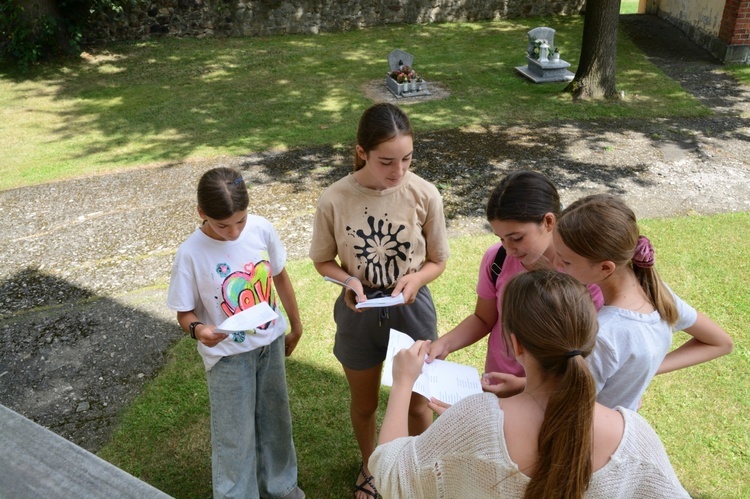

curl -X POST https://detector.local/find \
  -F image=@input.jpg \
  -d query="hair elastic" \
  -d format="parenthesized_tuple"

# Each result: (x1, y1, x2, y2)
(233, 177, 244, 186)
(565, 350, 582, 358)
(632, 235, 655, 268)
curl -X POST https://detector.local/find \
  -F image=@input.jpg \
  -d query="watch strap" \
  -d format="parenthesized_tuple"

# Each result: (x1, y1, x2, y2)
(189, 321, 203, 340)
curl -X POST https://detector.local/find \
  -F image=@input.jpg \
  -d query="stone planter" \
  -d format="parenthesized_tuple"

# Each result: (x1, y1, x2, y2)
(385, 75, 429, 97)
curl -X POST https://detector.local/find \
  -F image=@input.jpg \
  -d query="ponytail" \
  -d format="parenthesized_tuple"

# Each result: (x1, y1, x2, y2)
(502, 270, 598, 499)
(528, 355, 594, 499)
(631, 235, 678, 325)
(557, 195, 678, 325)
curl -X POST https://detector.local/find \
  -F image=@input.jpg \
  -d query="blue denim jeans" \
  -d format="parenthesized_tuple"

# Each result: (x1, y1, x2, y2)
(206, 334, 299, 499)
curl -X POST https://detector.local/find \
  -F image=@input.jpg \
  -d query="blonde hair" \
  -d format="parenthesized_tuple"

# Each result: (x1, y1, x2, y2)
(502, 270, 598, 499)
(556, 194, 678, 325)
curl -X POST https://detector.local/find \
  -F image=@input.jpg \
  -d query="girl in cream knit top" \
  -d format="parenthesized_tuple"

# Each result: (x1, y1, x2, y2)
(370, 270, 689, 499)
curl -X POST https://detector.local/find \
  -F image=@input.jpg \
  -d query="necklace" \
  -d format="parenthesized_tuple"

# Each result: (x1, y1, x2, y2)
(524, 391, 548, 412)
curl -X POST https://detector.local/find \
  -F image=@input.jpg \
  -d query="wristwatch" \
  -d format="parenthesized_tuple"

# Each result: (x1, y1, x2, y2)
(189, 321, 203, 340)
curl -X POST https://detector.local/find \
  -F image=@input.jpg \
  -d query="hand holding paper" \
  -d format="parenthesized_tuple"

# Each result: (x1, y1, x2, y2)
(323, 276, 404, 308)
(382, 329, 482, 404)
(392, 340, 430, 385)
(355, 293, 404, 309)
(215, 302, 279, 336)
(323, 276, 364, 302)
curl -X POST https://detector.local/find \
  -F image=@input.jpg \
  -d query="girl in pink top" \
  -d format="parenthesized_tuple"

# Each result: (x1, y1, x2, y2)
(428, 171, 603, 397)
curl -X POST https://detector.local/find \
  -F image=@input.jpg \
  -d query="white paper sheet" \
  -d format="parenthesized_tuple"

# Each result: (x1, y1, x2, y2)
(215, 302, 278, 333)
(355, 293, 405, 309)
(382, 329, 482, 404)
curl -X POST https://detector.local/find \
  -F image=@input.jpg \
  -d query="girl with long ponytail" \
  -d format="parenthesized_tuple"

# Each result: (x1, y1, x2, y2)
(554, 194, 733, 411)
(370, 270, 690, 498)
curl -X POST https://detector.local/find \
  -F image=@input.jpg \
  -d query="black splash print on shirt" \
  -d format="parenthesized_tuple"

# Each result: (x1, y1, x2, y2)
(352, 215, 411, 288)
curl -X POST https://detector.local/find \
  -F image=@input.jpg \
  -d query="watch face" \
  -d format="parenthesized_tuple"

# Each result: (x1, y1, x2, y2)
(190, 322, 202, 337)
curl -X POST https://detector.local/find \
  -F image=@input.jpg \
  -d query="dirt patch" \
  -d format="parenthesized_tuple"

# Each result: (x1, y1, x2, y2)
(0, 15, 749, 454)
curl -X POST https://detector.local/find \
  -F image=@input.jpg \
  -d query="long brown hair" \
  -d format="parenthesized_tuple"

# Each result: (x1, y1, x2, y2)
(354, 102, 413, 171)
(556, 194, 678, 325)
(502, 270, 598, 499)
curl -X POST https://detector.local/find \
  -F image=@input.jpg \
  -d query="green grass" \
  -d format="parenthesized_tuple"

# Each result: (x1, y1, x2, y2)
(620, 0, 641, 15)
(724, 64, 750, 86)
(0, 16, 711, 191)
(638, 213, 750, 498)
(98, 212, 749, 498)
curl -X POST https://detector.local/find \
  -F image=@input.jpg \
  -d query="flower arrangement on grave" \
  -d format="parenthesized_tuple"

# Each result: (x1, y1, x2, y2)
(389, 65, 421, 83)
(532, 39, 559, 60)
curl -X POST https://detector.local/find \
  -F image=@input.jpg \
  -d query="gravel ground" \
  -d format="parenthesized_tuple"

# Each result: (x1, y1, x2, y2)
(0, 15, 749, 454)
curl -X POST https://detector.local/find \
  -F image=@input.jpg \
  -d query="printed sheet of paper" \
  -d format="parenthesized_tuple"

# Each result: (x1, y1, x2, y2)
(215, 302, 278, 333)
(382, 329, 482, 404)
(323, 276, 404, 309)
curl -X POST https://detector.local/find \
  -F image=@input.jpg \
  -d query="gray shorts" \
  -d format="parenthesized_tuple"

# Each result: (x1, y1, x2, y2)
(333, 285, 437, 370)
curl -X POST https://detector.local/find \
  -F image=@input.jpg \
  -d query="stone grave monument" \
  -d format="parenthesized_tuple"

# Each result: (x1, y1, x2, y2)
(386, 49, 430, 98)
(515, 27, 574, 83)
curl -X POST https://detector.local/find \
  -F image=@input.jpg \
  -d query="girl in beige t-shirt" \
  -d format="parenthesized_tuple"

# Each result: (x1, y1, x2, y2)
(309, 102, 449, 499)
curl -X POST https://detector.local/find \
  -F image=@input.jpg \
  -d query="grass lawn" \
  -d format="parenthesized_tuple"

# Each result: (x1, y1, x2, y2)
(724, 64, 750, 86)
(620, 1, 641, 15)
(0, 16, 711, 192)
(98, 212, 750, 498)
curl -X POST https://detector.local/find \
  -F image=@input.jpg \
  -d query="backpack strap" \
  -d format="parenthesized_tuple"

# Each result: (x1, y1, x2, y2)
(490, 246, 507, 286)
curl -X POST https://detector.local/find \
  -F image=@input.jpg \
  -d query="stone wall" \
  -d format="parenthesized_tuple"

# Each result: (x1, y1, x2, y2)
(84, 0, 585, 44)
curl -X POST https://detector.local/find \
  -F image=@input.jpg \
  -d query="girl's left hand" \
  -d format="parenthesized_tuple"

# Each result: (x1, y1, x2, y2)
(393, 340, 430, 384)
(392, 273, 423, 305)
(284, 327, 302, 357)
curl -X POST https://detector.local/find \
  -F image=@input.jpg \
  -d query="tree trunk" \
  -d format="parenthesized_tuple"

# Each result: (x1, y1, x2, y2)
(564, 0, 622, 100)
(18, 0, 69, 52)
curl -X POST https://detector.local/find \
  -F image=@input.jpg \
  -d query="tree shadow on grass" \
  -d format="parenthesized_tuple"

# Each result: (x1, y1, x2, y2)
(5, 14, 747, 191)
(230, 113, 749, 227)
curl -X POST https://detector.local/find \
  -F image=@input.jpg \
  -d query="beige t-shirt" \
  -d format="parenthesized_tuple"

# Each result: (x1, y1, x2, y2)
(309, 171, 449, 289)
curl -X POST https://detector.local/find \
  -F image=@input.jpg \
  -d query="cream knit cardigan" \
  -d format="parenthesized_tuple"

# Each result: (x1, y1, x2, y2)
(369, 392, 689, 498)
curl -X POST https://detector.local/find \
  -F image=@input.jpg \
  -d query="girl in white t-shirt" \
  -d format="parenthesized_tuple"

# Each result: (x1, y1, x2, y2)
(554, 194, 733, 410)
(167, 167, 304, 499)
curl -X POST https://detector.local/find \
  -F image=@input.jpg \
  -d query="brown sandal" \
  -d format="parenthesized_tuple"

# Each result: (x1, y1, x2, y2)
(353, 462, 378, 498)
